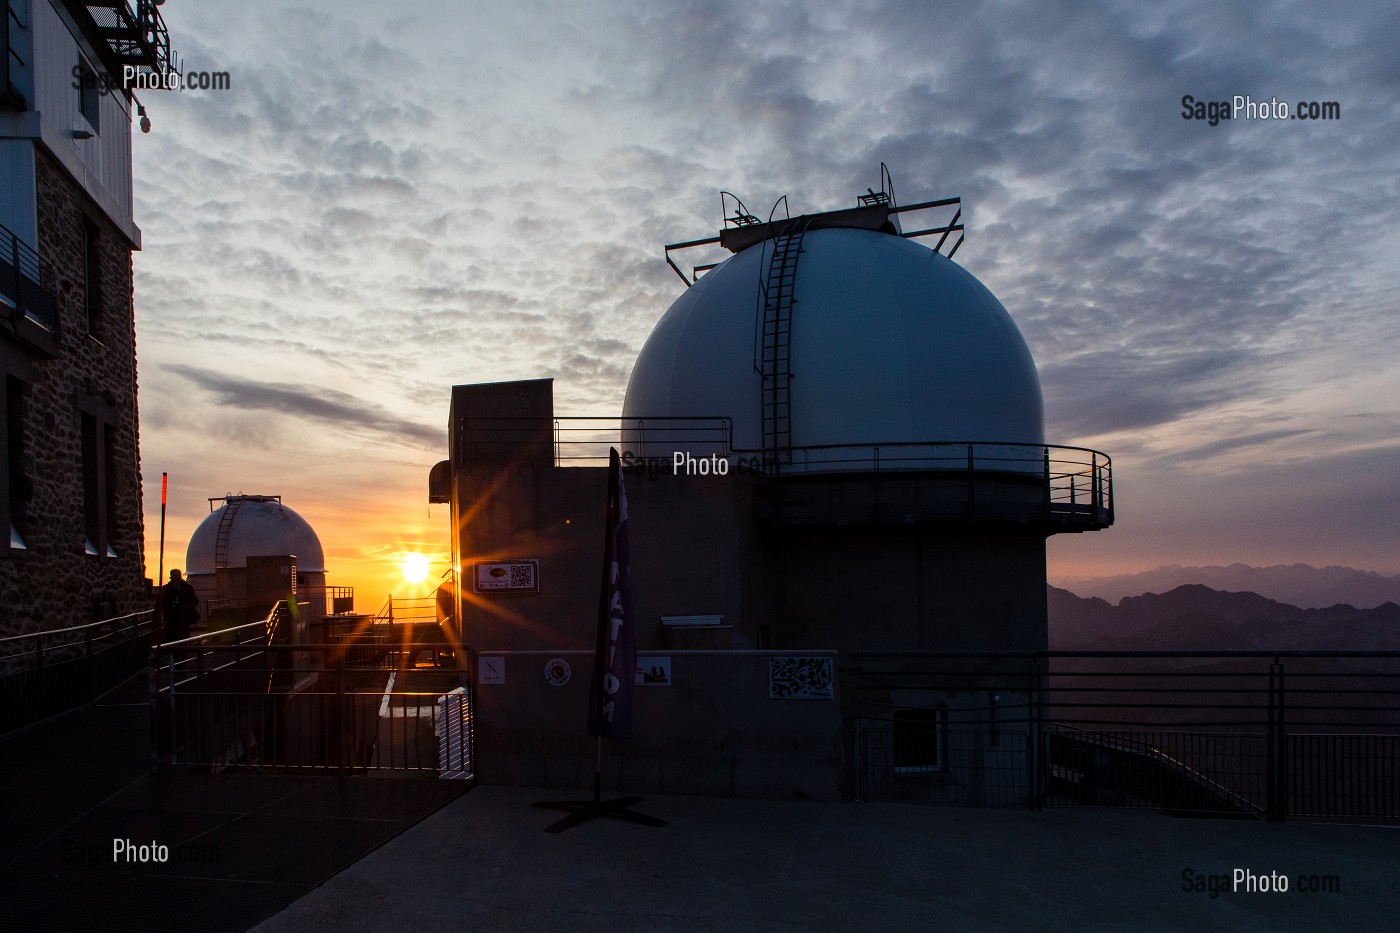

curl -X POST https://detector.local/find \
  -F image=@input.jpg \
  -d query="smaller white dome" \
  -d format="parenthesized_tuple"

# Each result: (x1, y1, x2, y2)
(186, 496, 326, 574)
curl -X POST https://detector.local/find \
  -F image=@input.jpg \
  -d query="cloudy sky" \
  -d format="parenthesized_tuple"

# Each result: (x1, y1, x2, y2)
(131, 0, 1400, 603)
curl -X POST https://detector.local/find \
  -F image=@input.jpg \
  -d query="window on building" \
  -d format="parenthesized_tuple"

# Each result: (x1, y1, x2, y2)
(78, 393, 121, 558)
(83, 219, 102, 339)
(1, 2, 12, 106)
(77, 57, 100, 133)
(3, 374, 30, 551)
(81, 412, 99, 554)
(103, 422, 118, 555)
(0, 0, 25, 111)
(893, 708, 946, 773)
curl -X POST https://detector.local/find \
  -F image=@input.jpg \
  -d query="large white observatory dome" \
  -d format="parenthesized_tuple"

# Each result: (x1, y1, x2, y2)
(186, 495, 326, 575)
(623, 226, 1043, 454)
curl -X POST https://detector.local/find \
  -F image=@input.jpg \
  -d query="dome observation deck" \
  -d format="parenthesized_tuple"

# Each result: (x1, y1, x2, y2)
(618, 185, 1112, 530)
(186, 495, 326, 576)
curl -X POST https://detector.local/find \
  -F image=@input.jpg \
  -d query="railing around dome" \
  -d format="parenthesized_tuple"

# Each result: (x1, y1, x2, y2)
(737, 441, 1113, 528)
(758, 440, 1111, 510)
(557, 416, 735, 467)
(524, 417, 1113, 527)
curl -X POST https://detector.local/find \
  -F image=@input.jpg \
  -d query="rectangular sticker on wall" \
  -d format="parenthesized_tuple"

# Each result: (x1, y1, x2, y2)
(473, 559, 540, 594)
(479, 656, 505, 685)
(635, 657, 671, 686)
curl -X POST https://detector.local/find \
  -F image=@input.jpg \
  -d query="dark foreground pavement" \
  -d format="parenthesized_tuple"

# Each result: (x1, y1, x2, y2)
(5, 704, 1396, 931)
(251, 785, 1399, 933)
(0, 704, 471, 933)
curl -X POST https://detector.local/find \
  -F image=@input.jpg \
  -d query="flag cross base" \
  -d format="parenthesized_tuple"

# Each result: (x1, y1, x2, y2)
(532, 794, 667, 833)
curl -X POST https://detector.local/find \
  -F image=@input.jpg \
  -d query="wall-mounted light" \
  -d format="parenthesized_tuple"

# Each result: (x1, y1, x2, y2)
(138, 104, 151, 134)
(72, 129, 93, 139)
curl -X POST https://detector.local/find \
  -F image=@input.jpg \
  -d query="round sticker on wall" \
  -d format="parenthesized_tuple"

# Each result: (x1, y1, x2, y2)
(544, 657, 572, 686)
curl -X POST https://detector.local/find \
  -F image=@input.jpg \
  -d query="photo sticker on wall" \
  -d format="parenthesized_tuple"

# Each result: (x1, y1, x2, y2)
(473, 559, 540, 594)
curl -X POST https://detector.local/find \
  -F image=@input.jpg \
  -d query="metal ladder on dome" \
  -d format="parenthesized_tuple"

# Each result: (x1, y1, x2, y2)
(213, 496, 244, 601)
(756, 217, 812, 469)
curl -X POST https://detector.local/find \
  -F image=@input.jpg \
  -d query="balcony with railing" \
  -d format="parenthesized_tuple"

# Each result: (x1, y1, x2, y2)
(454, 415, 1113, 531)
(80, 1, 180, 88)
(0, 221, 59, 354)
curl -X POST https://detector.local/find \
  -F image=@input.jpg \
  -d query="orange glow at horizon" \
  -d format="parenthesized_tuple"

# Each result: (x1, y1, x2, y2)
(143, 474, 454, 615)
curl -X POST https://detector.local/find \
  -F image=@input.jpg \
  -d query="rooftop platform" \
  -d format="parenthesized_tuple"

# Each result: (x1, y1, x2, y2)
(253, 785, 1399, 932)
(3, 690, 1397, 930)
(0, 702, 470, 933)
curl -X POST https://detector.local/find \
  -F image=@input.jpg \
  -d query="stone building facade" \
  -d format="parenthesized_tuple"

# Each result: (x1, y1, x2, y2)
(0, 151, 145, 638)
(1, 0, 179, 642)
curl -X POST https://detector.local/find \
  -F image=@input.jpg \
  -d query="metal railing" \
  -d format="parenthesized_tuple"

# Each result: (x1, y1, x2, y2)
(304, 596, 449, 670)
(457, 415, 1112, 524)
(149, 604, 286, 768)
(205, 587, 355, 629)
(628, 424, 1111, 527)
(844, 651, 1400, 822)
(373, 594, 438, 626)
(749, 441, 1112, 527)
(0, 609, 154, 733)
(0, 220, 59, 334)
(82, 0, 180, 86)
(150, 629, 471, 777)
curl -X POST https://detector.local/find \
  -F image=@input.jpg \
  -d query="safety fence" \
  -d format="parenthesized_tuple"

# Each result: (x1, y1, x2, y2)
(0, 610, 154, 734)
(845, 651, 1400, 822)
(150, 615, 470, 778)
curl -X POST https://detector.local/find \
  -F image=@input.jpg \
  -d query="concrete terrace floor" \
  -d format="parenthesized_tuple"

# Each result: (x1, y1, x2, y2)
(0, 680, 471, 933)
(252, 785, 1400, 933)
(5, 693, 1396, 931)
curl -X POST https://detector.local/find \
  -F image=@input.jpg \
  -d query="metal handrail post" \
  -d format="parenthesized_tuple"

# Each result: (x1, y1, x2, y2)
(148, 648, 158, 771)
(966, 444, 975, 519)
(1043, 448, 1051, 519)
(166, 653, 177, 766)
(1276, 660, 1288, 821)
(337, 657, 347, 776)
(1266, 657, 1288, 821)
(1091, 452, 1099, 508)
(86, 628, 95, 706)
(1029, 655, 1044, 809)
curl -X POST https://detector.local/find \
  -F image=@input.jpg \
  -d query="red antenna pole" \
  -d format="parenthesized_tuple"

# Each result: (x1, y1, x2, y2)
(156, 473, 168, 647)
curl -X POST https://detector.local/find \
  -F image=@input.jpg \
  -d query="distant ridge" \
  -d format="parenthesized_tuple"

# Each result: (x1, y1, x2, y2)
(1048, 583, 1400, 651)
(1052, 562, 1400, 610)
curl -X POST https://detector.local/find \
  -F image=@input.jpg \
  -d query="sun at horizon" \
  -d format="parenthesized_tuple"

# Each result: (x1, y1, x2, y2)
(400, 552, 430, 586)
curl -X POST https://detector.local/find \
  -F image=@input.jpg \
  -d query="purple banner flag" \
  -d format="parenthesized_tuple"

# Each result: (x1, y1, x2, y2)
(589, 447, 636, 738)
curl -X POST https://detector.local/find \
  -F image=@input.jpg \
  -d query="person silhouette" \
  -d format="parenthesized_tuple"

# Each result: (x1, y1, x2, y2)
(160, 569, 199, 642)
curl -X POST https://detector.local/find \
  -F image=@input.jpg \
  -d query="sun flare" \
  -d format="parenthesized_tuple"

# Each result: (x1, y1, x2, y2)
(400, 552, 430, 585)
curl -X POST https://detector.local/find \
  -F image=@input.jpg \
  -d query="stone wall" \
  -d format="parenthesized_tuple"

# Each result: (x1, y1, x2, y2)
(0, 147, 147, 641)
